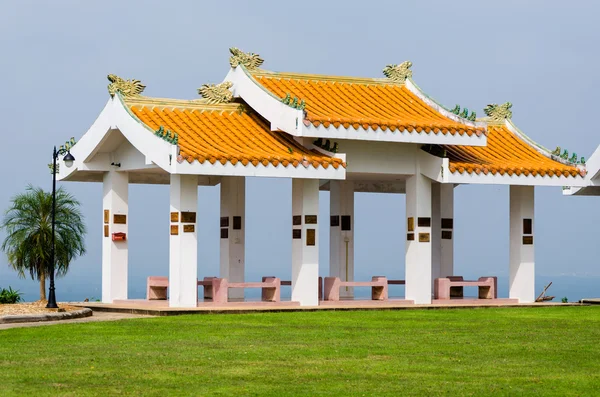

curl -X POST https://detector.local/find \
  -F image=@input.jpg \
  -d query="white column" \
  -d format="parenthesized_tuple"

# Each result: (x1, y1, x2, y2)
(102, 171, 129, 303)
(431, 183, 454, 283)
(169, 174, 198, 308)
(405, 173, 433, 304)
(440, 184, 454, 278)
(291, 178, 320, 306)
(220, 176, 245, 300)
(329, 180, 354, 298)
(431, 183, 441, 282)
(509, 185, 535, 303)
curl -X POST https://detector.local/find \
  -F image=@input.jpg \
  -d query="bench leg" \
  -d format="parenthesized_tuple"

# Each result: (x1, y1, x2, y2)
(478, 277, 497, 299)
(211, 278, 228, 304)
(203, 277, 216, 299)
(324, 277, 341, 301)
(261, 277, 281, 302)
(371, 276, 388, 300)
(435, 278, 451, 300)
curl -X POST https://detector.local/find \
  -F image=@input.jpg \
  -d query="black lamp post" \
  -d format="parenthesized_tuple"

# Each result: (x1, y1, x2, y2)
(46, 146, 75, 309)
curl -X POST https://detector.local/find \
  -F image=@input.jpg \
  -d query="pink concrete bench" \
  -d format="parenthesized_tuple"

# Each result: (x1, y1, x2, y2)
(323, 276, 388, 301)
(434, 276, 497, 300)
(146, 276, 217, 300)
(211, 277, 281, 304)
(267, 277, 323, 301)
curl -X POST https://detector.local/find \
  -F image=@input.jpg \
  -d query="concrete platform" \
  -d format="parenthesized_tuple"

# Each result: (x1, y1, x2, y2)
(71, 299, 584, 316)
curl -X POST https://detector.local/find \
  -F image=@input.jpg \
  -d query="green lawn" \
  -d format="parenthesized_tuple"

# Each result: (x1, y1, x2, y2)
(1, 307, 599, 396)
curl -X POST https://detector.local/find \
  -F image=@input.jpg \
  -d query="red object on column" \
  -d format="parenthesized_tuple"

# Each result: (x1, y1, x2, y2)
(111, 232, 127, 241)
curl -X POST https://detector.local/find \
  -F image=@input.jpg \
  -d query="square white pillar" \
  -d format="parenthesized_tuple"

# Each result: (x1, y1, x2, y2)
(509, 185, 535, 303)
(432, 183, 454, 281)
(329, 180, 354, 298)
(405, 173, 433, 304)
(220, 176, 246, 300)
(102, 171, 129, 303)
(169, 174, 198, 308)
(291, 178, 320, 306)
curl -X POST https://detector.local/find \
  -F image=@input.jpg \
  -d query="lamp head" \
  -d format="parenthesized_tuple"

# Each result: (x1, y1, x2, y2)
(63, 151, 75, 168)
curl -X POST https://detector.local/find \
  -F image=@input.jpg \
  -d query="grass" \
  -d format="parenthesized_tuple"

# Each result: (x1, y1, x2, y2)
(0, 307, 599, 396)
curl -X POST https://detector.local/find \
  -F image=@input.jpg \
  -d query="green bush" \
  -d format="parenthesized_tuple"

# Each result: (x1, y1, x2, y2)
(0, 286, 23, 304)
(562, 297, 568, 303)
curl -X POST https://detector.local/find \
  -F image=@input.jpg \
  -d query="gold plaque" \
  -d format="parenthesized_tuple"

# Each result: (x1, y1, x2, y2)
(104, 225, 109, 237)
(441, 230, 452, 240)
(418, 233, 430, 242)
(113, 214, 127, 224)
(292, 215, 301, 226)
(170, 225, 179, 235)
(305, 215, 317, 224)
(181, 212, 196, 223)
(407, 217, 414, 232)
(292, 229, 301, 239)
(417, 217, 431, 227)
(184, 224, 195, 233)
(306, 229, 316, 246)
(407, 233, 415, 241)
(103, 210, 109, 224)
(441, 218, 453, 229)
(522, 236, 534, 245)
(170, 212, 179, 222)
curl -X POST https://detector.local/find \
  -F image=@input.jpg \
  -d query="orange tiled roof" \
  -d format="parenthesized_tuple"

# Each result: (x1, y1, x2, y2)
(443, 124, 583, 178)
(251, 70, 485, 137)
(124, 96, 345, 169)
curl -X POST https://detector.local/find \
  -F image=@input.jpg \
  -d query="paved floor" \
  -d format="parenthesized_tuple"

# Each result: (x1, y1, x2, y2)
(73, 299, 581, 316)
(0, 311, 152, 330)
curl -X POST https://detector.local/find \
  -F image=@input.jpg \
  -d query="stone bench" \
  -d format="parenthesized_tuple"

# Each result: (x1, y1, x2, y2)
(269, 277, 323, 301)
(211, 277, 281, 304)
(323, 276, 388, 301)
(434, 276, 497, 300)
(146, 276, 217, 300)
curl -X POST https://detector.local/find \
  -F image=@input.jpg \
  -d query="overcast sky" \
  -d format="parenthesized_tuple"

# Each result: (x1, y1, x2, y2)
(1, 0, 599, 301)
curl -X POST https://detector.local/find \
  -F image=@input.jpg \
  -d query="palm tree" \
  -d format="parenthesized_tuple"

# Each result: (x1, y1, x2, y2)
(1, 185, 86, 300)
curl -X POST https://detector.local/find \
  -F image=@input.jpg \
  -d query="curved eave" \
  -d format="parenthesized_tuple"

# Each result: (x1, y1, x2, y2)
(442, 119, 588, 187)
(227, 66, 487, 146)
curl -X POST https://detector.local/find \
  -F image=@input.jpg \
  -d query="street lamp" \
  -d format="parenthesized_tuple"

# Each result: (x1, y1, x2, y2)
(47, 144, 75, 309)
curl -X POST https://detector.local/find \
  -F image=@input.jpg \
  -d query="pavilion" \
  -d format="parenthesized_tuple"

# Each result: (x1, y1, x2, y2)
(57, 48, 593, 308)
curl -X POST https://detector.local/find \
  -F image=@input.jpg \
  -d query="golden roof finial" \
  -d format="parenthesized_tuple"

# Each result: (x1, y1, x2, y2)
(229, 47, 264, 71)
(484, 102, 513, 122)
(383, 61, 413, 83)
(197, 81, 234, 104)
(107, 74, 145, 97)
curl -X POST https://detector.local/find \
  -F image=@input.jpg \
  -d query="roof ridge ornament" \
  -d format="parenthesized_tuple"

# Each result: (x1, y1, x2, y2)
(281, 93, 306, 110)
(483, 102, 513, 122)
(383, 61, 413, 83)
(229, 47, 264, 71)
(107, 74, 146, 97)
(197, 81, 234, 104)
(450, 104, 476, 121)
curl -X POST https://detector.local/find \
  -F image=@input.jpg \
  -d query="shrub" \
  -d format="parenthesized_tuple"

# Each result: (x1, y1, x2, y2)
(561, 297, 568, 303)
(0, 286, 24, 304)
